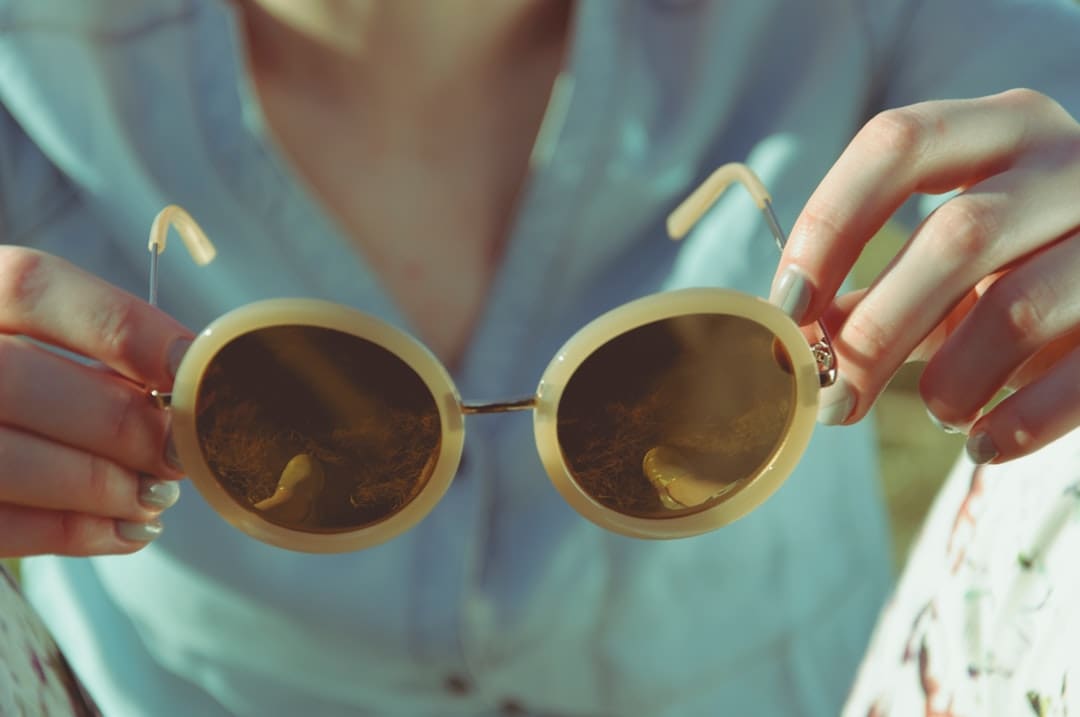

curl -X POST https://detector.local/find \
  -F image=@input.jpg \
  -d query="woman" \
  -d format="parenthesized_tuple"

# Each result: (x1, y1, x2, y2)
(1, 0, 1078, 714)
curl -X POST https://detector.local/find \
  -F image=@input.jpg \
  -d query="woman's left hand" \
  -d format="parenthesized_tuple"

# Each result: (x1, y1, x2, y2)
(770, 88, 1080, 465)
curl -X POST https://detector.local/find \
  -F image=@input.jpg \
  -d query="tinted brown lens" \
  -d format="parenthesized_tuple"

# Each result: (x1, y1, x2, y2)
(557, 314, 796, 518)
(194, 326, 441, 533)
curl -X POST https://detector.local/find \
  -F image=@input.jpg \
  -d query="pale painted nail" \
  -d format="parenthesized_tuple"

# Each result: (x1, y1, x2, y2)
(926, 406, 980, 435)
(167, 338, 192, 379)
(966, 432, 999, 465)
(817, 376, 855, 425)
(770, 266, 811, 323)
(926, 408, 962, 434)
(117, 519, 164, 543)
(138, 478, 181, 511)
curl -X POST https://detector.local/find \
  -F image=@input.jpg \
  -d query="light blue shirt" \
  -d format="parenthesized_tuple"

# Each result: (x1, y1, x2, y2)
(3, 0, 1078, 715)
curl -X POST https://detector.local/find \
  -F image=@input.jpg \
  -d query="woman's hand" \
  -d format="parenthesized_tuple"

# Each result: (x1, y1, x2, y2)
(771, 88, 1080, 465)
(0, 247, 191, 557)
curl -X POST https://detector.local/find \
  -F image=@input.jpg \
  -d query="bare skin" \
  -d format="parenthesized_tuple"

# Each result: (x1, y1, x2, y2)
(240, 0, 573, 366)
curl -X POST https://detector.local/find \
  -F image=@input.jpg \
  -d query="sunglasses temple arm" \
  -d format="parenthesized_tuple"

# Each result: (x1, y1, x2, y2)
(148, 249, 160, 308)
(146, 205, 218, 308)
(667, 163, 838, 387)
(144, 206, 218, 408)
(762, 200, 837, 387)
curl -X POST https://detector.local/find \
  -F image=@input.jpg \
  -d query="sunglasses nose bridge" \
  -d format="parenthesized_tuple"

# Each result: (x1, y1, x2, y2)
(461, 396, 538, 415)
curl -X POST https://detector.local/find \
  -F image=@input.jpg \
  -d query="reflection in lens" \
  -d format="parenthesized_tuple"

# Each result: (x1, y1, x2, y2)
(557, 314, 796, 519)
(195, 326, 441, 533)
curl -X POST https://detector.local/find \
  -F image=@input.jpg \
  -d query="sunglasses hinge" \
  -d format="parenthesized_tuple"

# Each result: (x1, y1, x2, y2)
(148, 389, 172, 409)
(461, 396, 537, 415)
(810, 332, 838, 388)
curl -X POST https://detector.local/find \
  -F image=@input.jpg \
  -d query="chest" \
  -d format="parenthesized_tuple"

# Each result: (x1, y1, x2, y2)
(293, 127, 525, 365)
(248, 78, 558, 370)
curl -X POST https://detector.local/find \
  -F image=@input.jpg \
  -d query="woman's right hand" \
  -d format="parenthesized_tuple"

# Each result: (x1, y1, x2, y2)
(0, 247, 193, 557)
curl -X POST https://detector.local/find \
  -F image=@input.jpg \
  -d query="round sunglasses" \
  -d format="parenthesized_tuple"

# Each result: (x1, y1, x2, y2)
(147, 163, 837, 553)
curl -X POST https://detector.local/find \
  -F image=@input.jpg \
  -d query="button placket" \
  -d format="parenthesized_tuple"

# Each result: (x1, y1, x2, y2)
(498, 697, 528, 715)
(443, 672, 471, 696)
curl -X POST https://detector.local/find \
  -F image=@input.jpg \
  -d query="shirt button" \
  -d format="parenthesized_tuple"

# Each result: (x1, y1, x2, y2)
(499, 698, 527, 715)
(444, 673, 471, 696)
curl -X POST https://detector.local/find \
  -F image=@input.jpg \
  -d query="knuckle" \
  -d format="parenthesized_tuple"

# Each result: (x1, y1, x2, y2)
(104, 385, 144, 447)
(860, 107, 929, 160)
(997, 88, 1074, 134)
(0, 246, 50, 317)
(985, 282, 1051, 347)
(989, 86, 1075, 142)
(930, 197, 1000, 263)
(1000, 407, 1039, 454)
(92, 297, 143, 367)
(56, 511, 100, 556)
(84, 454, 116, 510)
(798, 199, 848, 241)
(840, 310, 894, 366)
(998, 87, 1052, 112)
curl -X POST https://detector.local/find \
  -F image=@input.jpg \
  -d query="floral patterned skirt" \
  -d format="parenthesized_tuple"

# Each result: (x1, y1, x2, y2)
(845, 429, 1080, 717)
(0, 563, 100, 717)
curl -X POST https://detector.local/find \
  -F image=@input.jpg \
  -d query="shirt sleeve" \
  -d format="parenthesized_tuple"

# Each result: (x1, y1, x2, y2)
(864, 0, 1080, 116)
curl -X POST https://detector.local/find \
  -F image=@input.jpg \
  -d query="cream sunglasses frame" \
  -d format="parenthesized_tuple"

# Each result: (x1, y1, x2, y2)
(147, 163, 836, 553)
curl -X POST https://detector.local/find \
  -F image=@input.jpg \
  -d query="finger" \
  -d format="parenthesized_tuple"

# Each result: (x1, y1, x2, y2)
(1007, 327, 1080, 392)
(0, 425, 180, 520)
(0, 504, 163, 558)
(818, 288, 977, 364)
(811, 145, 1080, 424)
(921, 231, 1080, 426)
(0, 247, 193, 387)
(964, 344, 1080, 465)
(810, 285, 979, 423)
(774, 89, 1075, 323)
(0, 335, 181, 477)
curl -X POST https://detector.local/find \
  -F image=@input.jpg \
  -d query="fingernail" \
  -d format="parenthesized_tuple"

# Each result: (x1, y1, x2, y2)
(926, 408, 962, 434)
(117, 518, 164, 543)
(966, 432, 999, 465)
(164, 431, 182, 471)
(167, 338, 192, 379)
(770, 266, 811, 323)
(138, 477, 181, 511)
(817, 375, 855, 425)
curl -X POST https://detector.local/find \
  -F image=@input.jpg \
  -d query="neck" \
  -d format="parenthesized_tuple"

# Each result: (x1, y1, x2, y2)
(239, 0, 572, 98)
